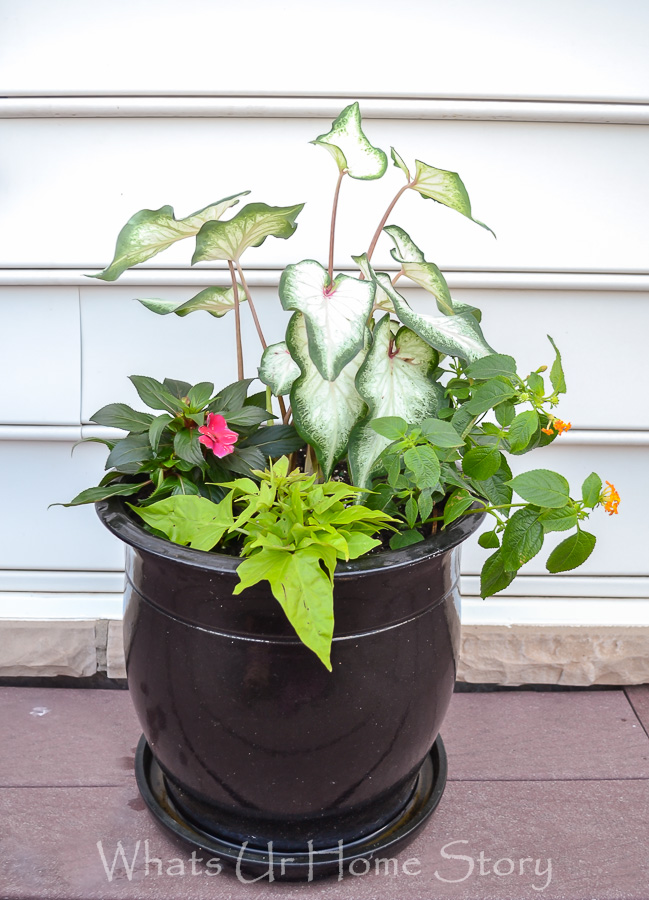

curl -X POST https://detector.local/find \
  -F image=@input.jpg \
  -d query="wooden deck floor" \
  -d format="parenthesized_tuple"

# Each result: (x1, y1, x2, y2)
(1, 686, 648, 899)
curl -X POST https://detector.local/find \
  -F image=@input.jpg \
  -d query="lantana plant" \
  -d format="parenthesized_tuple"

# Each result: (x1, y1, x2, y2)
(67, 102, 619, 669)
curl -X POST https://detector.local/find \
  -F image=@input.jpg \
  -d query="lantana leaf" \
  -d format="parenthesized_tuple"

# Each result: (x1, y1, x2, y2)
(258, 341, 301, 396)
(90, 193, 250, 281)
(410, 160, 494, 235)
(138, 285, 245, 318)
(280, 259, 375, 381)
(348, 315, 444, 488)
(312, 102, 387, 180)
(192, 202, 304, 263)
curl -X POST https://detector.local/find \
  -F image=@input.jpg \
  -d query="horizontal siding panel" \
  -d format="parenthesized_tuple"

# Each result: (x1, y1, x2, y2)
(1, 118, 648, 272)
(1, 0, 648, 102)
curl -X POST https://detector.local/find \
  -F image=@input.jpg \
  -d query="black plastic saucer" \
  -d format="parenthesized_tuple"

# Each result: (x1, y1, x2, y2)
(134, 734, 447, 881)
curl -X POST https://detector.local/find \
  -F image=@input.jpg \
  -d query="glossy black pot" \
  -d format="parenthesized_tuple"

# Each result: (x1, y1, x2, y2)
(97, 497, 482, 873)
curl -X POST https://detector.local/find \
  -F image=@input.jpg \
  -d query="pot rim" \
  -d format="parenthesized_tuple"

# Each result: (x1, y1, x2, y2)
(96, 495, 485, 578)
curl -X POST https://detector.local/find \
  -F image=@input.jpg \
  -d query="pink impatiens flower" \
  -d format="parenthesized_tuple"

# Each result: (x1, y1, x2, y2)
(198, 413, 239, 458)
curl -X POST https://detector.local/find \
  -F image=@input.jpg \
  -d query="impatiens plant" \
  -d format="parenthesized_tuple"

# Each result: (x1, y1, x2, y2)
(69, 102, 619, 667)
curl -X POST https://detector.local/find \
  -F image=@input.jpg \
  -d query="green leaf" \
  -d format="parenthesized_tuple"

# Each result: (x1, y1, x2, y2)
(138, 285, 245, 318)
(476, 457, 513, 507)
(405, 495, 418, 529)
(410, 160, 494, 235)
(369, 416, 408, 441)
(163, 378, 192, 399)
(547, 335, 567, 394)
(58, 481, 143, 507)
(582, 472, 602, 508)
(465, 377, 517, 415)
(391, 147, 410, 181)
(193, 202, 304, 263)
(462, 446, 502, 480)
(90, 403, 154, 433)
(343, 532, 383, 559)
(149, 413, 173, 451)
(90, 193, 249, 281)
(211, 378, 256, 411)
(279, 259, 374, 381)
(129, 376, 183, 414)
(478, 530, 500, 549)
(362, 256, 494, 363)
(495, 401, 516, 427)
(352, 255, 394, 311)
(508, 469, 570, 509)
(546, 530, 596, 573)
(173, 429, 205, 467)
(259, 341, 301, 396)
(466, 354, 517, 381)
(418, 489, 434, 523)
(185, 383, 213, 410)
(508, 410, 540, 453)
(287, 313, 368, 479)
(501, 508, 544, 571)
(443, 489, 475, 527)
(480, 550, 516, 598)
(539, 506, 579, 533)
(348, 316, 444, 488)
(419, 418, 464, 448)
(404, 445, 441, 490)
(105, 433, 154, 473)
(312, 101, 387, 180)
(130, 494, 234, 552)
(390, 529, 425, 550)
(240, 424, 305, 458)
(383, 225, 455, 315)
(222, 406, 273, 427)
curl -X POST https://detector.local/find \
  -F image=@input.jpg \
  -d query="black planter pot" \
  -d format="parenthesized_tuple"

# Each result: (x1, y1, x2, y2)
(97, 497, 482, 879)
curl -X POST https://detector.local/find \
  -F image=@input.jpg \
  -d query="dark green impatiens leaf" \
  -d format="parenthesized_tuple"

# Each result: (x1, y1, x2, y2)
(129, 376, 183, 414)
(193, 202, 304, 263)
(508, 469, 570, 509)
(57, 481, 144, 507)
(173, 430, 205, 467)
(90, 403, 154, 433)
(546, 530, 596, 573)
(187, 382, 214, 410)
(105, 433, 154, 473)
(312, 102, 387, 180)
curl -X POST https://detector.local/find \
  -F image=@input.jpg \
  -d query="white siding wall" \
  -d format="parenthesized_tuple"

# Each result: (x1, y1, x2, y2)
(1, 0, 648, 627)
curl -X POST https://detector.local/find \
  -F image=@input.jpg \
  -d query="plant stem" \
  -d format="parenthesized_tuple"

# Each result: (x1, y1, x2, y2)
(235, 259, 267, 350)
(363, 182, 411, 272)
(283, 404, 292, 425)
(328, 168, 346, 284)
(228, 260, 244, 380)
(392, 269, 404, 285)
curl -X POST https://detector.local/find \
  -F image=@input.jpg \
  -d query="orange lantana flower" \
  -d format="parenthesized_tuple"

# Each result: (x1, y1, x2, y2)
(541, 418, 572, 436)
(602, 481, 620, 516)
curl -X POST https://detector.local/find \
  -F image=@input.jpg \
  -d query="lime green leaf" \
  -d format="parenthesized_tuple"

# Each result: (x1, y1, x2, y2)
(129, 376, 183, 414)
(138, 285, 245, 318)
(547, 335, 567, 394)
(287, 313, 368, 479)
(391, 147, 410, 181)
(130, 494, 234, 551)
(58, 481, 143, 507)
(419, 418, 464, 448)
(478, 530, 500, 549)
(465, 377, 517, 415)
(508, 410, 540, 453)
(279, 259, 374, 381)
(348, 316, 444, 488)
(390, 529, 425, 550)
(539, 506, 579, 533)
(369, 416, 408, 440)
(259, 342, 301, 396)
(410, 160, 494, 235)
(90, 193, 249, 281)
(546, 530, 596, 573)
(581, 472, 603, 508)
(443, 489, 475, 527)
(362, 256, 494, 363)
(404, 445, 441, 489)
(90, 403, 154, 433)
(463, 446, 502, 480)
(383, 225, 455, 315)
(501, 508, 544, 570)
(343, 532, 383, 559)
(312, 102, 387, 180)
(193, 202, 304, 263)
(508, 469, 570, 508)
(466, 354, 517, 381)
(480, 550, 516, 598)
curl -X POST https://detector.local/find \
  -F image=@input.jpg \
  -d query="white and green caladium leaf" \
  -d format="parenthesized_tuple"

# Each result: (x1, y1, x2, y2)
(258, 341, 301, 396)
(391, 147, 411, 181)
(352, 254, 394, 311)
(348, 315, 445, 488)
(410, 160, 494, 235)
(287, 312, 368, 478)
(383, 225, 455, 315)
(279, 259, 375, 381)
(138, 285, 245, 318)
(361, 255, 494, 363)
(192, 202, 304, 263)
(311, 102, 387, 180)
(91, 193, 250, 281)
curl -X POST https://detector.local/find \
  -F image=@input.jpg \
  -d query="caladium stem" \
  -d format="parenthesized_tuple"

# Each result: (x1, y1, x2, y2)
(328, 169, 346, 284)
(363, 182, 411, 273)
(227, 260, 244, 380)
(235, 260, 267, 350)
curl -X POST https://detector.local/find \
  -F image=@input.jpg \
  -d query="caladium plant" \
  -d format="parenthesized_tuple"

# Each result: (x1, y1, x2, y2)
(69, 102, 619, 669)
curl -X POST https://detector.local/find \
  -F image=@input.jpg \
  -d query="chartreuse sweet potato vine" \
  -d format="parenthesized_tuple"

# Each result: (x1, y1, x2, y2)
(68, 102, 618, 668)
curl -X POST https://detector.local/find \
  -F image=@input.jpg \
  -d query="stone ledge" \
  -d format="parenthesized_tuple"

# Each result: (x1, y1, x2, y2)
(2, 619, 649, 685)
